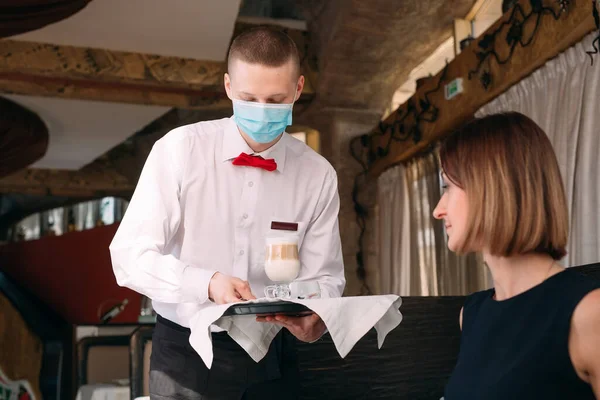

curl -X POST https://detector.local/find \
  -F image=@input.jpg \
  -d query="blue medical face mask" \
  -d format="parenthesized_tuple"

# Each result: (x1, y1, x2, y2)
(232, 90, 296, 144)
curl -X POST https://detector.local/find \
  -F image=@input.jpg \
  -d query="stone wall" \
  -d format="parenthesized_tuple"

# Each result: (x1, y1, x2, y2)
(299, 107, 381, 296)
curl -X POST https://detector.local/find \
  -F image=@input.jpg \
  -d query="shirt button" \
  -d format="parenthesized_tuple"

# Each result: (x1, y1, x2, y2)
(248, 181, 254, 187)
(243, 213, 248, 219)
(239, 250, 244, 255)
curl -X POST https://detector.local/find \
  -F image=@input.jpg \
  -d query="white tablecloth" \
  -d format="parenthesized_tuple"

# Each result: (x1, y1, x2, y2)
(75, 384, 130, 400)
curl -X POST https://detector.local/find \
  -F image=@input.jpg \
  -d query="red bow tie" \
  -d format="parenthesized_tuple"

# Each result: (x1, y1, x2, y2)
(232, 152, 277, 171)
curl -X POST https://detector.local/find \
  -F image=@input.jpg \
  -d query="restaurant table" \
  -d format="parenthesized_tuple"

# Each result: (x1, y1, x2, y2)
(75, 383, 129, 400)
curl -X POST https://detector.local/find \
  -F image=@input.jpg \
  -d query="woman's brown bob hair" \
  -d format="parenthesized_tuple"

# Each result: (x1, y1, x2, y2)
(439, 112, 568, 260)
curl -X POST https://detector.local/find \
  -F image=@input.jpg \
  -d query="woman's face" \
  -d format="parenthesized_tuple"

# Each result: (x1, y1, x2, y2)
(433, 173, 470, 253)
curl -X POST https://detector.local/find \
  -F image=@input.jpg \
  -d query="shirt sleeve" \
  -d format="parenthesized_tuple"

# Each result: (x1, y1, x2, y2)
(298, 168, 346, 298)
(109, 132, 216, 304)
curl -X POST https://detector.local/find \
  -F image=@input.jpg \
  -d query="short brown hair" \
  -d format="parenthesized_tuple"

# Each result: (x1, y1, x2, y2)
(440, 112, 568, 260)
(227, 26, 300, 77)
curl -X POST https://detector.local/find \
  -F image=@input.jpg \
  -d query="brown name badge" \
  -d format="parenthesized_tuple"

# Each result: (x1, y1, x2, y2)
(271, 221, 298, 232)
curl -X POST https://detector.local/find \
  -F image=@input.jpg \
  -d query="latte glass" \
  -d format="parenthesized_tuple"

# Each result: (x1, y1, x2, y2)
(264, 236, 300, 299)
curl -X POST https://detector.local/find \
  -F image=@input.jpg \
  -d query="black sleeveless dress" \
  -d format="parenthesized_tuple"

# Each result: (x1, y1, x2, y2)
(444, 269, 600, 399)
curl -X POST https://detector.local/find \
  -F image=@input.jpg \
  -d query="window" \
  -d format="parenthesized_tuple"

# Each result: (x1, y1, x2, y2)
(10, 197, 129, 242)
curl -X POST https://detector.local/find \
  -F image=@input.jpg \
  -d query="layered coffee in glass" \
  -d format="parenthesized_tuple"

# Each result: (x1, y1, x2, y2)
(264, 236, 300, 299)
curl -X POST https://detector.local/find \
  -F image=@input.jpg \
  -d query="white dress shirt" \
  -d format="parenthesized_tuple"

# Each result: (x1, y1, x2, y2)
(109, 117, 346, 327)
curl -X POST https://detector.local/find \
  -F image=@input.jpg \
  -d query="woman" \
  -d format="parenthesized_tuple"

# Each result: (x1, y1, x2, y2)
(433, 112, 600, 399)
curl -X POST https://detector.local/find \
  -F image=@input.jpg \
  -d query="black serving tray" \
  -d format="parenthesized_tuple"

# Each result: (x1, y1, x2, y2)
(222, 301, 313, 317)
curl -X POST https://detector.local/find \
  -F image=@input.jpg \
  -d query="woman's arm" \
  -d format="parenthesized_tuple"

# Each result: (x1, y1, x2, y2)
(569, 288, 600, 398)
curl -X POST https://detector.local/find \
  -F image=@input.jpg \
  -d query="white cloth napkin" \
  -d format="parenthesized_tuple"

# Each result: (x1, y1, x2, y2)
(187, 295, 403, 368)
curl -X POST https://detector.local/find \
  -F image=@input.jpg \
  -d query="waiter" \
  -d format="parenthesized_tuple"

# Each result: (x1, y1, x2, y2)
(109, 26, 346, 400)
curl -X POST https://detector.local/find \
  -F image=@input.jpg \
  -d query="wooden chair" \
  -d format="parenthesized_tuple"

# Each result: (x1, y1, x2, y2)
(129, 325, 153, 400)
(77, 335, 130, 387)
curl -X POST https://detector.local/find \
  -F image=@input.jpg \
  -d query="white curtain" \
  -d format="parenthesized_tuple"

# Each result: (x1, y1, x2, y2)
(378, 153, 489, 296)
(75, 201, 98, 230)
(477, 31, 600, 268)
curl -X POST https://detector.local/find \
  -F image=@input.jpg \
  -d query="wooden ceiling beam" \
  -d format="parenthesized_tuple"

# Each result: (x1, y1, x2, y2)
(0, 39, 228, 108)
(0, 167, 133, 198)
(366, 0, 597, 177)
(0, 22, 316, 108)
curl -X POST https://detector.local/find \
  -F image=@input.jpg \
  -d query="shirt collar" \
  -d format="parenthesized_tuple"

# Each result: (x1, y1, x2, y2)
(221, 117, 287, 173)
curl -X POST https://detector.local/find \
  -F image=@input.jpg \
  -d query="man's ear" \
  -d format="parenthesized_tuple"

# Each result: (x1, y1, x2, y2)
(224, 73, 233, 100)
(295, 75, 305, 101)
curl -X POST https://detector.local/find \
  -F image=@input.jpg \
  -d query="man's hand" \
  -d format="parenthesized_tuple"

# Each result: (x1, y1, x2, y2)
(208, 272, 256, 304)
(256, 313, 326, 342)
